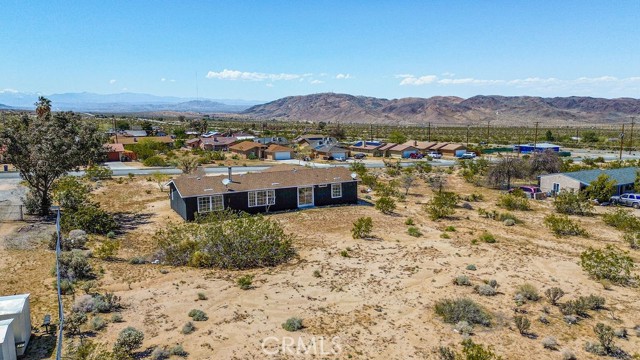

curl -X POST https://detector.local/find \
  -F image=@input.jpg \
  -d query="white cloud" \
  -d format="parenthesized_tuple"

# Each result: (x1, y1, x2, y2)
(0, 88, 18, 93)
(170, 79, 176, 82)
(399, 75, 438, 85)
(161, 78, 166, 82)
(205, 69, 303, 81)
(109, 79, 116, 84)
(310, 79, 325, 84)
(336, 73, 352, 80)
(397, 74, 640, 88)
(266, 83, 274, 88)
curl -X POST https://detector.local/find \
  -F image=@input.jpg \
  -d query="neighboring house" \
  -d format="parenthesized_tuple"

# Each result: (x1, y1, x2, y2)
(111, 136, 175, 146)
(401, 140, 438, 153)
(0, 319, 16, 360)
(313, 144, 349, 159)
(229, 141, 266, 159)
(294, 135, 337, 149)
(514, 143, 560, 154)
(378, 143, 398, 157)
(387, 144, 419, 158)
(0, 294, 31, 357)
(185, 138, 202, 149)
(440, 143, 467, 157)
(199, 137, 238, 151)
(350, 141, 386, 155)
(254, 137, 290, 145)
(104, 143, 125, 161)
(168, 166, 359, 220)
(264, 144, 294, 160)
(539, 167, 639, 196)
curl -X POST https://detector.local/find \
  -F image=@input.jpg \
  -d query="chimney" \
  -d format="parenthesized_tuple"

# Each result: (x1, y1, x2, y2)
(228, 166, 232, 182)
(414, 140, 417, 146)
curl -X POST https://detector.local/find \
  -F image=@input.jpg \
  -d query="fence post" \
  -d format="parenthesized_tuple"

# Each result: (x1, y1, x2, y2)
(19, 205, 23, 221)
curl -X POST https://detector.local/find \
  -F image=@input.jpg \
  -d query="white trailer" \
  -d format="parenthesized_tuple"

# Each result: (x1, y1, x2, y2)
(0, 294, 31, 357)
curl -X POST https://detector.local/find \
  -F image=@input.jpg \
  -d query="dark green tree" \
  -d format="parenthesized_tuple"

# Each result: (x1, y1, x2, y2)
(584, 174, 616, 203)
(388, 130, 407, 144)
(544, 130, 555, 142)
(0, 98, 105, 215)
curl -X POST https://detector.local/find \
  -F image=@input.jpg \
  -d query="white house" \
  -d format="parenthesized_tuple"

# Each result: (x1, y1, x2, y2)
(0, 294, 31, 357)
(0, 319, 17, 360)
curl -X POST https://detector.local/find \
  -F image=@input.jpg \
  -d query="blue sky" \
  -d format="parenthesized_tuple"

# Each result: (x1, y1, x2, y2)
(1, 1, 639, 101)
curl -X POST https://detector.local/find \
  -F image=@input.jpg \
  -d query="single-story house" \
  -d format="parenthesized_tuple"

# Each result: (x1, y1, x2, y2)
(430, 143, 449, 152)
(401, 141, 438, 153)
(229, 141, 266, 159)
(349, 141, 386, 155)
(514, 143, 560, 154)
(0, 319, 17, 360)
(185, 138, 202, 149)
(264, 144, 294, 160)
(104, 143, 125, 161)
(294, 135, 337, 149)
(441, 143, 467, 157)
(168, 166, 359, 220)
(199, 137, 238, 151)
(232, 132, 256, 141)
(0, 294, 30, 357)
(378, 143, 397, 157)
(386, 144, 419, 158)
(255, 137, 290, 145)
(313, 144, 349, 159)
(539, 167, 639, 196)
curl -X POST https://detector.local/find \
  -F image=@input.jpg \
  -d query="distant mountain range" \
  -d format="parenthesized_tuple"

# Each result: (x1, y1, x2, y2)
(243, 93, 640, 125)
(0, 91, 260, 113)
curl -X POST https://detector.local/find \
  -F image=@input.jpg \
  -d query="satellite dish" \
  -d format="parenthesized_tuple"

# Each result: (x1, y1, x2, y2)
(222, 178, 231, 186)
(351, 173, 357, 179)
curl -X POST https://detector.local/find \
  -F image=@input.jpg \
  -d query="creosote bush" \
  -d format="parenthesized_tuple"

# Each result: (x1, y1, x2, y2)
(375, 196, 396, 214)
(541, 336, 558, 350)
(351, 217, 373, 239)
(114, 327, 144, 355)
(155, 210, 295, 270)
(475, 284, 497, 296)
(580, 245, 637, 285)
(436, 339, 502, 360)
(237, 275, 254, 290)
(282, 317, 303, 332)
(544, 214, 587, 237)
(553, 190, 593, 216)
(478, 231, 496, 243)
(544, 287, 565, 305)
(188, 309, 208, 321)
(453, 275, 471, 286)
(515, 283, 540, 302)
(425, 191, 458, 220)
(514, 315, 531, 335)
(407, 226, 422, 237)
(434, 298, 491, 327)
(497, 194, 531, 211)
(181, 321, 195, 335)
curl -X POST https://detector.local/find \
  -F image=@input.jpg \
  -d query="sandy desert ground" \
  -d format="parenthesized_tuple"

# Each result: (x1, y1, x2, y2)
(1, 171, 639, 359)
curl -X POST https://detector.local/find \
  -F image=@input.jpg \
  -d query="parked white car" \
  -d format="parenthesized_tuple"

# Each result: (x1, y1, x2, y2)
(427, 152, 442, 159)
(459, 152, 477, 159)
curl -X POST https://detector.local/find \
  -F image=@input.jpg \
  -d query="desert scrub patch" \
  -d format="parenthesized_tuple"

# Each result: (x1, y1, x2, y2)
(515, 283, 540, 302)
(478, 231, 496, 243)
(188, 309, 208, 321)
(351, 216, 373, 239)
(236, 275, 254, 290)
(282, 317, 303, 332)
(544, 214, 587, 237)
(407, 226, 422, 237)
(580, 245, 637, 285)
(497, 193, 531, 211)
(434, 298, 491, 327)
(453, 275, 472, 286)
(181, 321, 195, 334)
(155, 210, 295, 270)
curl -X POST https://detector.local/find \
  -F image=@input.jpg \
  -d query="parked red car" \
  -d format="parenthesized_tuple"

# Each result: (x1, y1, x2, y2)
(509, 186, 544, 199)
(409, 153, 424, 159)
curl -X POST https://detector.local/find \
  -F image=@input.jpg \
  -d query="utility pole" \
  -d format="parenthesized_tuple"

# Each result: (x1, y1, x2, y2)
(619, 123, 625, 160)
(112, 116, 118, 143)
(427, 122, 431, 142)
(533, 122, 540, 152)
(486, 119, 491, 144)
(370, 123, 373, 141)
(629, 117, 635, 154)
(466, 125, 470, 147)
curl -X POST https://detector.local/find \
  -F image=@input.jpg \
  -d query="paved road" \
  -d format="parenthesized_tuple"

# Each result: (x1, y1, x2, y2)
(0, 159, 457, 180)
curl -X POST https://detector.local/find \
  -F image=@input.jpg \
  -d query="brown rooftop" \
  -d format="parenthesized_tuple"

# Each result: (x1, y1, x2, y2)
(171, 166, 356, 198)
(402, 140, 437, 150)
(441, 143, 466, 151)
(378, 143, 397, 151)
(229, 140, 266, 152)
(265, 144, 293, 153)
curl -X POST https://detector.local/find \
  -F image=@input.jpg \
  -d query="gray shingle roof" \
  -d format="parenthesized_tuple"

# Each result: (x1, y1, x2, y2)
(563, 167, 639, 185)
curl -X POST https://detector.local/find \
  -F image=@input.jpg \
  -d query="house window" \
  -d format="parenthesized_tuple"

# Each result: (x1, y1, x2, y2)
(248, 190, 276, 207)
(197, 195, 224, 213)
(331, 183, 342, 198)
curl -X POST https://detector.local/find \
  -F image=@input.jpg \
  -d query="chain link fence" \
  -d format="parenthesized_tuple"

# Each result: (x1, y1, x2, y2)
(0, 204, 24, 221)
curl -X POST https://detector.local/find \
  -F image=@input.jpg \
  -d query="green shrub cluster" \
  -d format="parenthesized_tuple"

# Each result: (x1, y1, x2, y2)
(351, 217, 373, 239)
(142, 155, 167, 167)
(497, 194, 530, 211)
(434, 298, 491, 327)
(580, 245, 637, 285)
(155, 210, 296, 269)
(544, 214, 587, 237)
(425, 191, 458, 220)
(553, 190, 593, 216)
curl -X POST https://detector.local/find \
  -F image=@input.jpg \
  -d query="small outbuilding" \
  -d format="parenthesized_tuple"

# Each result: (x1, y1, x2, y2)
(0, 294, 31, 357)
(539, 167, 639, 196)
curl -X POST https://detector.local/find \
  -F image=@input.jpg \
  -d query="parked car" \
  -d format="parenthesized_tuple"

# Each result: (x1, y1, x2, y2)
(322, 156, 334, 161)
(459, 152, 477, 159)
(610, 193, 640, 208)
(427, 152, 442, 159)
(509, 186, 544, 199)
(353, 153, 367, 159)
(409, 153, 424, 159)
(334, 156, 346, 162)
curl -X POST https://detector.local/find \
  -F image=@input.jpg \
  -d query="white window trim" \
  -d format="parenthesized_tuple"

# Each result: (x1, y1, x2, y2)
(197, 195, 224, 213)
(248, 189, 276, 207)
(331, 183, 342, 198)
(297, 186, 314, 207)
